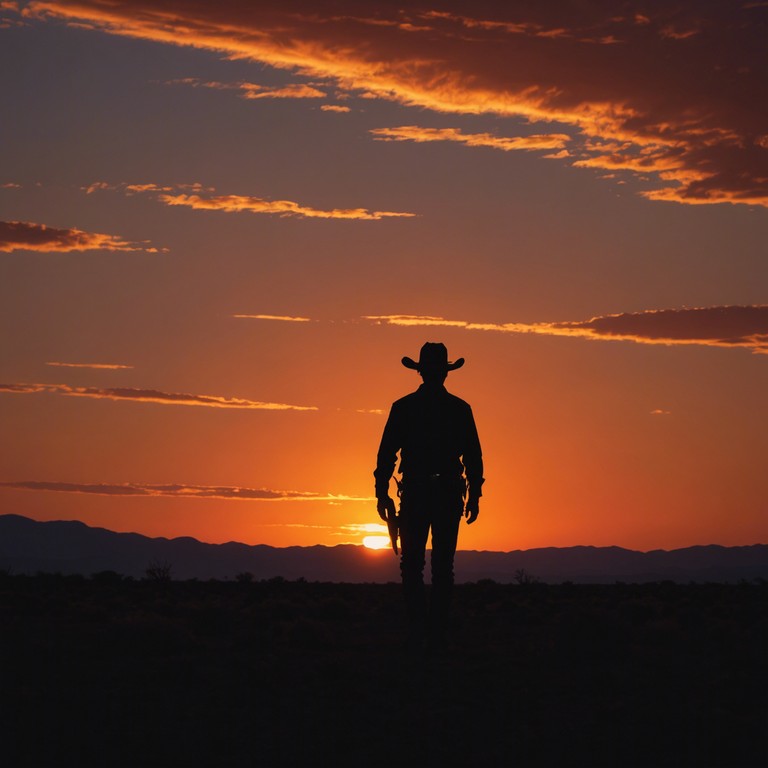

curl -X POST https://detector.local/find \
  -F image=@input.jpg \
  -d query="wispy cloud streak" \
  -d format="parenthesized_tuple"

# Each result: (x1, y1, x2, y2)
(0, 383, 318, 410)
(85, 181, 415, 220)
(83, 181, 214, 195)
(0, 220, 160, 253)
(158, 192, 414, 220)
(46, 362, 134, 370)
(371, 126, 570, 152)
(164, 76, 327, 100)
(365, 306, 768, 354)
(233, 314, 313, 322)
(0, 480, 371, 502)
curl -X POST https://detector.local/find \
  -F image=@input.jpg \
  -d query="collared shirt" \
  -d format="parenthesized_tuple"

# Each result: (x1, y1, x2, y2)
(374, 383, 484, 499)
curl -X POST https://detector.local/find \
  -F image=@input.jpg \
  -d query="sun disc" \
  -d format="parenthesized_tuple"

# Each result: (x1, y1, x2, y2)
(363, 535, 391, 550)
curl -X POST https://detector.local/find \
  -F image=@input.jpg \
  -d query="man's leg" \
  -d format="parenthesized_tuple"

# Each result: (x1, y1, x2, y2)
(428, 486, 463, 646)
(398, 486, 431, 646)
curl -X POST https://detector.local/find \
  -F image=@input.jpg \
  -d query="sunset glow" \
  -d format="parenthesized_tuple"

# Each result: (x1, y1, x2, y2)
(363, 535, 391, 550)
(1, 1, 765, 553)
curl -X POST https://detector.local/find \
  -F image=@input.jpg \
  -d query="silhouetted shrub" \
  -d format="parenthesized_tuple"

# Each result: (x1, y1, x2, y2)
(144, 560, 172, 582)
(514, 568, 541, 586)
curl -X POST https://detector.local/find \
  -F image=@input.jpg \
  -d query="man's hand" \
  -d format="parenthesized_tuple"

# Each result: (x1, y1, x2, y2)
(377, 496, 396, 521)
(464, 498, 480, 524)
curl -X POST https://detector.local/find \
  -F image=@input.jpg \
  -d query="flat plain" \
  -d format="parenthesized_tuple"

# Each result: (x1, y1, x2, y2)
(1, 574, 765, 767)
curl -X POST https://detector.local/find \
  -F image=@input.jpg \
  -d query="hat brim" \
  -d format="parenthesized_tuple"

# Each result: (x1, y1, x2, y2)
(402, 356, 465, 371)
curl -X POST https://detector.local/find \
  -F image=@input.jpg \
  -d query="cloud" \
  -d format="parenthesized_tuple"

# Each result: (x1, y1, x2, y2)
(242, 83, 325, 99)
(22, 1, 768, 207)
(341, 522, 389, 534)
(46, 362, 134, 370)
(0, 480, 372, 502)
(0, 382, 318, 410)
(0, 1, 22, 28)
(85, 181, 415, 220)
(268, 522, 389, 544)
(82, 181, 212, 195)
(321, 104, 351, 112)
(364, 315, 471, 329)
(364, 305, 768, 354)
(0, 220, 159, 253)
(158, 192, 414, 220)
(371, 125, 570, 152)
(164, 76, 326, 99)
(233, 314, 313, 322)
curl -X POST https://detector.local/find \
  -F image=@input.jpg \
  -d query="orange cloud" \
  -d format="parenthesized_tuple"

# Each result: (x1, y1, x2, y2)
(46, 362, 134, 370)
(242, 83, 325, 99)
(22, 1, 768, 207)
(85, 181, 414, 220)
(83, 181, 211, 195)
(0, 480, 371, 502)
(321, 104, 351, 112)
(164, 76, 326, 99)
(158, 192, 414, 220)
(0, 1, 21, 27)
(365, 315, 469, 329)
(0, 220, 156, 253)
(233, 314, 312, 322)
(370, 126, 570, 152)
(364, 305, 768, 354)
(0, 382, 318, 410)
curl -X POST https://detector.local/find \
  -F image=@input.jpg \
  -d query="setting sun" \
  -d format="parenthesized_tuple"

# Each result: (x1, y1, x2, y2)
(363, 535, 391, 550)
(361, 523, 391, 550)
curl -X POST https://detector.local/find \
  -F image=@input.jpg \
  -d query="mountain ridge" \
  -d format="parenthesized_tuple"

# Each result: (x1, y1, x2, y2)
(1, 514, 766, 583)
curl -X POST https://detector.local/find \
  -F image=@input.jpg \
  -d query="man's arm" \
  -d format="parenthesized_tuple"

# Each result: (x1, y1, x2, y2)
(463, 404, 484, 524)
(374, 404, 400, 520)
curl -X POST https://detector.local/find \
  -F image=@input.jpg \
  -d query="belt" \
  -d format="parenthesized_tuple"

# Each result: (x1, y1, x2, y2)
(405, 472, 460, 482)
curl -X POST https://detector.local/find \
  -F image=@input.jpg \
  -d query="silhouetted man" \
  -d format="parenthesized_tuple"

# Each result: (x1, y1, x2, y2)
(375, 342, 483, 649)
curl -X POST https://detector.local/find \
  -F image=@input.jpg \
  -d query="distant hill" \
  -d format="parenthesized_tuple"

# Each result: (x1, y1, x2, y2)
(1, 514, 766, 583)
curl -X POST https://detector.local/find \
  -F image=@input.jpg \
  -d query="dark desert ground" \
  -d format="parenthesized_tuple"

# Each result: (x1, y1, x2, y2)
(1, 572, 765, 767)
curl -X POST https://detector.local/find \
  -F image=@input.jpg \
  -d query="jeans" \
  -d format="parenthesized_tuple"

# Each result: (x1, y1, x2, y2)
(398, 477, 464, 639)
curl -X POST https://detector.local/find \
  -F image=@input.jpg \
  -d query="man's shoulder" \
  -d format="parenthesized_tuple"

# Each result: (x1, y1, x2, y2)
(442, 389, 473, 412)
(391, 390, 420, 408)
(446, 390, 471, 405)
(392, 388, 472, 409)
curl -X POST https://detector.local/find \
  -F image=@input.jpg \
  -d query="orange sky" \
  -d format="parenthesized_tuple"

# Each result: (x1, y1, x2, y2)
(1, 1, 766, 551)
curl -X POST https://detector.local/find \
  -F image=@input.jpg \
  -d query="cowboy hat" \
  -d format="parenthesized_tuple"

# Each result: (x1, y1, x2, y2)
(402, 342, 465, 372)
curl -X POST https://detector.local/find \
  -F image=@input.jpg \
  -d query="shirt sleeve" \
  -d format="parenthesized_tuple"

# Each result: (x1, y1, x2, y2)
(463, 405, 484, 499)
(374, 404, 400, 498)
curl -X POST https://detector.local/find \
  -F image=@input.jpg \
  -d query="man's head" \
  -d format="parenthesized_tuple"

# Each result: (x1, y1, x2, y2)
(402, 342, 464, 385)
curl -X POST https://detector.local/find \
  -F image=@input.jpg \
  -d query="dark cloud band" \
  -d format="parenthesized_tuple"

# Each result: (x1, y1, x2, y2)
(0, 219, 158, 253)
(0, 480, 371, 502)
(364, 306, 768, 354)
(0, 382, 318, 410)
